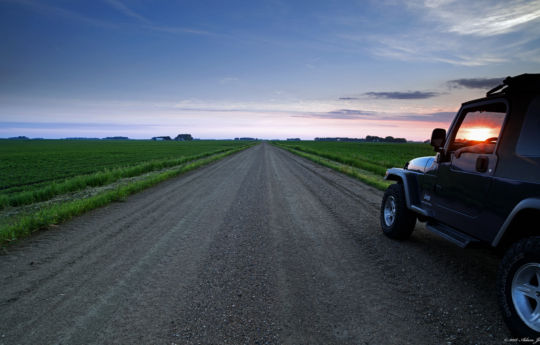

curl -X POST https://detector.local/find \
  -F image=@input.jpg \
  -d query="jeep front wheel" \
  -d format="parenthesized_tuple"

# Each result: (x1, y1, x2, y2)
(498, 237, 540, 337)
(380, 183, 416, 240)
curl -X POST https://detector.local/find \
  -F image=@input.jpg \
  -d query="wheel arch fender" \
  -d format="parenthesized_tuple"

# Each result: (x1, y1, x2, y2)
(385, 168, 417, 210)
(492, 198, 540, 247)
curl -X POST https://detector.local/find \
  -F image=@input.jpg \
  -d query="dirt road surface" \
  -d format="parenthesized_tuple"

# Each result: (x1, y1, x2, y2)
(0, 143, 510, 344)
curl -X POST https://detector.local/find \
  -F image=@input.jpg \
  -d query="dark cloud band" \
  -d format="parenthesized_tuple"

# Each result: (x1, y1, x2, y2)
(365, 91, 439, 99)
(448, 78, 503, 89)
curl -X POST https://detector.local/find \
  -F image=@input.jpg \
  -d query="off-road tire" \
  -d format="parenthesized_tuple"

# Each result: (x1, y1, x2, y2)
(380, 183, 416, 240)
(497, 236, 540, 337)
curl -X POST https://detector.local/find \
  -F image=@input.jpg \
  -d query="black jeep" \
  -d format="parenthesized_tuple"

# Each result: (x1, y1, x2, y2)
(380, 74, 540, 337)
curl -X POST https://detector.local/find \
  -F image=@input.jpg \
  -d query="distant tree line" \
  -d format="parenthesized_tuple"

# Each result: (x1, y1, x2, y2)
(365, 136, 406, 143)
(5, 134, 197, 141)
(7, 136, 31, 140)
(104, 136, 129, 140)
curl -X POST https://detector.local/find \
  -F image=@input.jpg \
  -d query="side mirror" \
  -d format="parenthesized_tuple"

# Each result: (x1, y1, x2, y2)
(430, 128, 446, 151)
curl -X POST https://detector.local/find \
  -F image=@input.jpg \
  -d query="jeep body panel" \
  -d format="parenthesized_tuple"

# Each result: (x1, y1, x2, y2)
(426, 98, 508, 241)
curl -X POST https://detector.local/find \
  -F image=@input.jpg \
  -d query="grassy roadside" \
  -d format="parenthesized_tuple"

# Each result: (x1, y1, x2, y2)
(0, 145, 252, 245)
(274, 143, 392, 191)
(281, 144, 387, 176)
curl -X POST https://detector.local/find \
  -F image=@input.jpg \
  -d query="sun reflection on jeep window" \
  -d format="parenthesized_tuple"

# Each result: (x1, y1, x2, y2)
(455, 111, 506, 143)
(459, 126, 500, 142)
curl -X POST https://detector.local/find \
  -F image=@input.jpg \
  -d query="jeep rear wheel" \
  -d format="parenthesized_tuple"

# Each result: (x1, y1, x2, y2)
(380, 183, 416, 240)
(498, 237, 540, 337)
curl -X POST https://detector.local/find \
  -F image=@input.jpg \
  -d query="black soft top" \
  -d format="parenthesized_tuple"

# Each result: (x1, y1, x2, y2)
(460, 74, 540, 107)
(487, 73, 540, 96)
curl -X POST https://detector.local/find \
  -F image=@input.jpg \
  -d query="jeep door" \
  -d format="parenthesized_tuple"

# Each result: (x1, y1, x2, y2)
(432, 99, 507, 241)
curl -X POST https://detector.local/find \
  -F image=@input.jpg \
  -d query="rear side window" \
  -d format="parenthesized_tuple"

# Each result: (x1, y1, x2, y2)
(516, 96, 540, 157)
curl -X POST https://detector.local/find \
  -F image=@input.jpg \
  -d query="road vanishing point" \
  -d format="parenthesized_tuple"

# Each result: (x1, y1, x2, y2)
(0, 143, 510, 344)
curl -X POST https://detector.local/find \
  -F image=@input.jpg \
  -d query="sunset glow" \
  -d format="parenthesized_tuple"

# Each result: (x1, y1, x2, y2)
(459, 126, 500, 142)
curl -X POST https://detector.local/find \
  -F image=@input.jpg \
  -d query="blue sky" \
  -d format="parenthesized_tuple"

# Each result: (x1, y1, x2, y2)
(1, 0, 539, 140)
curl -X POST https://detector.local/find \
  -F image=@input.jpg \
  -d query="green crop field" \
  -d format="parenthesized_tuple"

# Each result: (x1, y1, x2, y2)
(1, 140, 247, 192)
(274, 141, 434, 189)
(0, 139, 253, 243)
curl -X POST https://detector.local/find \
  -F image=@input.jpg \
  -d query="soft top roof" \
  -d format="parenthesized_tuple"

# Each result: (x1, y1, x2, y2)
(487, 73, 540, 96)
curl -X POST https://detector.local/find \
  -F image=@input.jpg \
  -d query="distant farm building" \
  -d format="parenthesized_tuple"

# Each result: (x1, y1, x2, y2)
(152, 136, 172, 141)
(175, 134, 193, 141)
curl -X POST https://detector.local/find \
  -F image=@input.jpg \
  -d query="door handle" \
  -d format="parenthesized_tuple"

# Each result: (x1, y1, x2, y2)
(476, 156, 489, 173)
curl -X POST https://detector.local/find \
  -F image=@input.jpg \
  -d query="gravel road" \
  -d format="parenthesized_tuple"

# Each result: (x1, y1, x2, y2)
(0, 143, 510, 344)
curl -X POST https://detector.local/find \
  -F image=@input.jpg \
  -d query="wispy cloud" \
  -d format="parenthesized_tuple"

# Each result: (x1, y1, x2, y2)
(327, 109, 377, 116)
(398, 111, 455, 122)
(104, 0, 150, 24)
(419, 0, 540, 37)
(6, 0, 214, 36)
(0, 121, 159, 130)
(1, 0, 114, 28)
(293, 109, 377, 120)
(103, 0, 214, 36)
(338, 1, 540, 66)
(365, 91, 439, 99)
(448, 78, 503, 89)
(219, 77, 240, 85)
(292, 108, 455, 123)
(173, 103, 379, 120)
(367, 33, 509, 66)
(118, 0, 215, 36)
(144, 25, 214, 36)
(338, 97, 360, 100)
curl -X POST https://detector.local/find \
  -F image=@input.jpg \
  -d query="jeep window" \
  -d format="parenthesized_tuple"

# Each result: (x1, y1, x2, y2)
(450, 102, 507, 155)
(516, 95, 540, 157)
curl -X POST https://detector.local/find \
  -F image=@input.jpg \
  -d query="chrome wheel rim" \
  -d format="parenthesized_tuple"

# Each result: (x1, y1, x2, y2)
(512, 263, 540, 332)
(383, 196, 397, 227)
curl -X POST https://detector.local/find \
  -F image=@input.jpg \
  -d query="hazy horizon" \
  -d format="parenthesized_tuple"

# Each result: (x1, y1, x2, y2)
(2, 0, 540, 141)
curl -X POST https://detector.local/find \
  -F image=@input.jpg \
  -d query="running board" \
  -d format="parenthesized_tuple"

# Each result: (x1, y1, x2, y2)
(426, 222, 479, 248)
